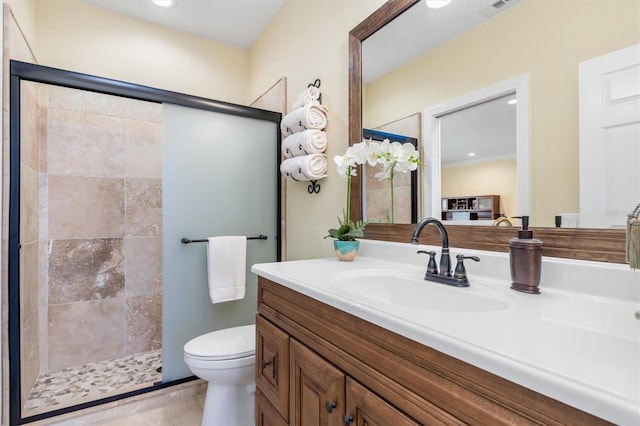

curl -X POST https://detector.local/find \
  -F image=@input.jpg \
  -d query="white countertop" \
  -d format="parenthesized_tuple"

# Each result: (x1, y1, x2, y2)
(252, 240, 640, 425)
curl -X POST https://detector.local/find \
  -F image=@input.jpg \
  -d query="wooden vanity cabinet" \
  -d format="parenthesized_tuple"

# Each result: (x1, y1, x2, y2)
(255, 276, 610, 426)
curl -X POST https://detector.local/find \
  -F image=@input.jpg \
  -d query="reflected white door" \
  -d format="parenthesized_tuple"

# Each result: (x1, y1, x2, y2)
(579, 44, 640, 228)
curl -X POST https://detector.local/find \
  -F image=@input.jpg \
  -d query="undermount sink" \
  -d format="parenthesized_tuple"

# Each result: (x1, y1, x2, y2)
(330, 269, 510, 313)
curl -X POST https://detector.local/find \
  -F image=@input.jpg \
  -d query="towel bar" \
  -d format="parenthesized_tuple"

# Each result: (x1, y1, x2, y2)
(181, 235, 268, 244)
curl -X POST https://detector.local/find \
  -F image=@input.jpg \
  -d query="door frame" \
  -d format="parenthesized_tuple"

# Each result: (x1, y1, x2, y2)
(423, 74, 530, 222)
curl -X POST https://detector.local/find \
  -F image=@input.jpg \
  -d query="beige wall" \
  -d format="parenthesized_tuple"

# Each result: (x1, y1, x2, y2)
(4, 0, 35, 45)
(249, 0, 386, 259)
(20, 0, 250, 104)
(442, 158, 517, 219)
(364, 0, 640, 227)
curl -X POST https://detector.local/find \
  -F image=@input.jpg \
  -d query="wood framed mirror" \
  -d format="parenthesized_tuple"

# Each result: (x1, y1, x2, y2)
(348, 0, 626, 263)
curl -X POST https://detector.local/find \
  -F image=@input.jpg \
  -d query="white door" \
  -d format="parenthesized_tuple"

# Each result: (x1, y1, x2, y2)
(579, 44, 640, 228)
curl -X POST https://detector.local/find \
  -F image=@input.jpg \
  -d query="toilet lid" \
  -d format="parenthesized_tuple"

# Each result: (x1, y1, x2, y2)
(184, 324, 255, 360)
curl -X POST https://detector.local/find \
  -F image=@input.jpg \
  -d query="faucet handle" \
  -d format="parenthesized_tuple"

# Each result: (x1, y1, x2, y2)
(417, 250, 438, 274)
(453, 254, 480, 280)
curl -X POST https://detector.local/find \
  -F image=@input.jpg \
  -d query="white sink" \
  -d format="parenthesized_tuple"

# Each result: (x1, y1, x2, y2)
(330, 269, 510, 313)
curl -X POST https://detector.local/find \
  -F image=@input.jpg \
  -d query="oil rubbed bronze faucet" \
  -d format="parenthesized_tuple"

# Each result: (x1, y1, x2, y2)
(411, 217, 479, 287)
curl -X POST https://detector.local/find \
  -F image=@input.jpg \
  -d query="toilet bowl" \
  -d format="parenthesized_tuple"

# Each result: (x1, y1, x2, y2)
(184, 324, 256, 426)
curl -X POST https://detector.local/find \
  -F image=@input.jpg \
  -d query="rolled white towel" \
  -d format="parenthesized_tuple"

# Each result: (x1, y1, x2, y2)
(280, 154, 327, 181)
(281, 104, 328, 136)
(292, 86, 321, 109)
(282, 129, 327, 158)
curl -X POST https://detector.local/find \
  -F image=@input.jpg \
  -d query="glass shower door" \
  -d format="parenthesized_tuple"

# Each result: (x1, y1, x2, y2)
(162, 103, 279, 381)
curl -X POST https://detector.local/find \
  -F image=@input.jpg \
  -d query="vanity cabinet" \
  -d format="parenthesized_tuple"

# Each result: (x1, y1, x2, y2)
(255, 276, 609, 426)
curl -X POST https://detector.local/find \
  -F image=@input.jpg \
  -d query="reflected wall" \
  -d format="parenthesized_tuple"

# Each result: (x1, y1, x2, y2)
(363, 0, 640, 226)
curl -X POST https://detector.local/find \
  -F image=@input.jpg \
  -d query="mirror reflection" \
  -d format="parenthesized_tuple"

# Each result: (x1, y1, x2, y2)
(361, 0, 639, 228)
(440, 94, 517, 224)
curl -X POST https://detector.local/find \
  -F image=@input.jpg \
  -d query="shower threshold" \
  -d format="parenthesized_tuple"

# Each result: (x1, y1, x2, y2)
(23, 349, 162, 417)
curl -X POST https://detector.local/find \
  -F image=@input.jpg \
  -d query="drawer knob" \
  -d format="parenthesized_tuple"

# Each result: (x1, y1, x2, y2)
(325, 401, 337, 413)
(342, 414, 353, 425)
(261, 360, 271, 368)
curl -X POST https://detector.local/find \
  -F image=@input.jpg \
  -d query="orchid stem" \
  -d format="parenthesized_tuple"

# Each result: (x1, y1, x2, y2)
(346, 165, 351, 223)
(390, 165, 395, 223)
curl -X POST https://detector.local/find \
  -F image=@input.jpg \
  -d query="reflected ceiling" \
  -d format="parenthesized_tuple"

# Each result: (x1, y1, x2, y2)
(362, 0, 526, 83)
(440, 94, 516, 166)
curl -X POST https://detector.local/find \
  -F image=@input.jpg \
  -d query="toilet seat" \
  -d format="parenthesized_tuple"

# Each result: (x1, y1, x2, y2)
(184, 324, 255, 361)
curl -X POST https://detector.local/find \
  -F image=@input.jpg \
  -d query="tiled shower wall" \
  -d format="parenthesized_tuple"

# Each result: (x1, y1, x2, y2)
(20, 81, 43, 405)
(34, 83, 163, 374)
(366, 113, 421, 224)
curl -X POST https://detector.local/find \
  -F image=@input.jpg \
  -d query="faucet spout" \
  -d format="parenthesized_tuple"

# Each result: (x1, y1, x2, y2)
(411, 217, 449, 248)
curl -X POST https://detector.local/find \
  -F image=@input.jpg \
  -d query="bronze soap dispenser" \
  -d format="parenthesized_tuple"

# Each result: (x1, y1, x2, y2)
(509, 216, 542, 294)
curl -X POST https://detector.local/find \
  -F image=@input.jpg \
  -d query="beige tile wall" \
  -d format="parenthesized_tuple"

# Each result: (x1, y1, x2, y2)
(20, 80, 42, 405)
(41, 85, 163, 371)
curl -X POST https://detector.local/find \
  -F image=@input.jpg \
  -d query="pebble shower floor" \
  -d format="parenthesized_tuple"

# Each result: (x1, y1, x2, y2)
(23, 349, 162, 417)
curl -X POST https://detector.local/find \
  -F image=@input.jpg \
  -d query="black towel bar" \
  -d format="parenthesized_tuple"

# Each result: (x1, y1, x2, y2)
(181, 235, 268, 244)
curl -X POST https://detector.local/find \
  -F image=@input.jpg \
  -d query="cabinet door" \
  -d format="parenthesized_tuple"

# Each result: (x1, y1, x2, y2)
(256, 315, 290, 421)
(290, 339, 345, 426)
(256, 388, 288, 426)
(344, 378, 421, 426)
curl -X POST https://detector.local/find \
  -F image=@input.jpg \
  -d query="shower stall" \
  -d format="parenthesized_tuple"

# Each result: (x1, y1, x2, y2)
(8, 61, 281, 425)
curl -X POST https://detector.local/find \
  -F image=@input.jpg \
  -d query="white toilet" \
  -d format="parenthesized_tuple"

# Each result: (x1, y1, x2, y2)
(184, 324, 256, 426)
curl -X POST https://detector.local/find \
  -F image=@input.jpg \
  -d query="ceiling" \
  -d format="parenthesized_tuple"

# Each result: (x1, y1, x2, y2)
(77, 0, 286, 49)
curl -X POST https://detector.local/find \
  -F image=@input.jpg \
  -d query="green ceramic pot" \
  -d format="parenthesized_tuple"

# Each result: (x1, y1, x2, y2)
(333, 240, 360, 262)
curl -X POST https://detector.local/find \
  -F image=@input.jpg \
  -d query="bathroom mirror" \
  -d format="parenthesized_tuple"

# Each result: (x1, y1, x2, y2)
(348, 0, 634, 262)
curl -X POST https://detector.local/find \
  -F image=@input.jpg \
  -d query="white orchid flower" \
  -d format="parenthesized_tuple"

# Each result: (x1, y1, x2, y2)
(364, 140, 381, 166)
(346, 142, 368, 165)
(334, 154, 356, 177)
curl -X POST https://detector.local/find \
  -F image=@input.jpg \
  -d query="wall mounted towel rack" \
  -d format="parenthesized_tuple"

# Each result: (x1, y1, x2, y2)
(181, 235, 268, 244)
(308, 78, 322, 194)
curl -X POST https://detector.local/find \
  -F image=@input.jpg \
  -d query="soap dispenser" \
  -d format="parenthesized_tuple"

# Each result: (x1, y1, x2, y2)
(509, 216, 542, 294)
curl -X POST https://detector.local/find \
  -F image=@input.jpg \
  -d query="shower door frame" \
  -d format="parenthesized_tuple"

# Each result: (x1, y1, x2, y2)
(8, 60, 282, 425)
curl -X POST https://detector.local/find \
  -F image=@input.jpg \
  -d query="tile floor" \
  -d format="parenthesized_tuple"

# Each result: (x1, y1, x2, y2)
(95, 394, 204, 426)
(29, 379, 206, 426)
(24, 350, 162, 417)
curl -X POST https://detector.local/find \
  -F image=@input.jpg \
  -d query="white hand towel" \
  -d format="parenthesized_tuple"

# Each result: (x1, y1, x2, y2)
(206, 236, 247, 304)
(282, 129, 327, 158)
(292, 86, 321, 109)
(280, 154, 327, 181)
(280, 104, 328, 136)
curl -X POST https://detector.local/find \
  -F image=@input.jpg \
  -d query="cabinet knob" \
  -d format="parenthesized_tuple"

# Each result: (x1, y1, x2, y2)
(261, 360, 271, 369)
(342, 414, 353, 425)
(325, 401, 337, 413)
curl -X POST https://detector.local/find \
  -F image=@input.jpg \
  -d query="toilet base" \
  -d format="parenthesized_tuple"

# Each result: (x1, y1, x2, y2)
(202, 382, 255, 426)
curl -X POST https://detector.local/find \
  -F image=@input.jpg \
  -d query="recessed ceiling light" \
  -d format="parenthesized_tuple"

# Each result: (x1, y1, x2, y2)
(468, 152, 476, 157)
(508, 99, 517, 105)
(152, 0, 175, 7)
(426, 0, 452, 9)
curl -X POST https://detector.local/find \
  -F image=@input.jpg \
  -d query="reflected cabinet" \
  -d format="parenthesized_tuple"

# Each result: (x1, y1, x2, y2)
(441, 195, 500, 221)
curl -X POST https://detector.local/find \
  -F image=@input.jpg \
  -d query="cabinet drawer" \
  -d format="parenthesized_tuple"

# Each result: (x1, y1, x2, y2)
(256, 315, 290, 421)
